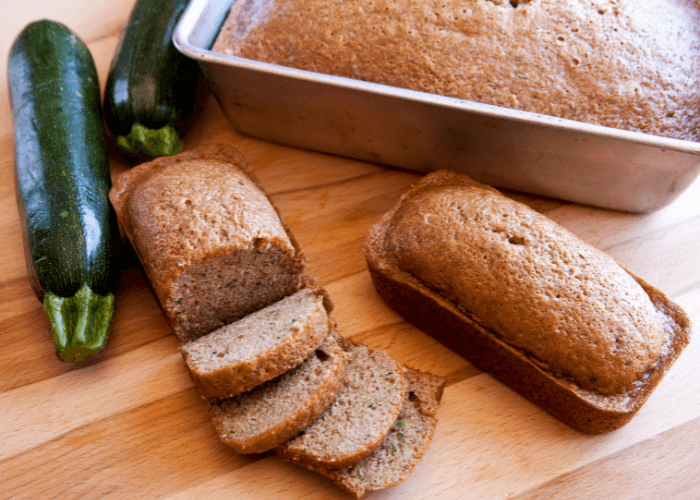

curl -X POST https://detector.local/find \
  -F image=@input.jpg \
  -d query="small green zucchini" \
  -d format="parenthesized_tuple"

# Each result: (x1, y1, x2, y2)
(9, 20, 120, 362)
(104, 0, 199, 159)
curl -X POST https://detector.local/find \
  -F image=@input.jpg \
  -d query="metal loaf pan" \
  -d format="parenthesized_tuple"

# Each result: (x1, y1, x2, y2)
(174, 0, 700, 213)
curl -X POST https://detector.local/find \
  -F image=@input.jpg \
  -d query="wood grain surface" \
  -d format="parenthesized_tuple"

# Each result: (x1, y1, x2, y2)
(1, 2, 699, 499)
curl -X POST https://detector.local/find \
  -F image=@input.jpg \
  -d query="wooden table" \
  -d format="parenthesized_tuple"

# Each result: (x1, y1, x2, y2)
(2, 1, 699, 498)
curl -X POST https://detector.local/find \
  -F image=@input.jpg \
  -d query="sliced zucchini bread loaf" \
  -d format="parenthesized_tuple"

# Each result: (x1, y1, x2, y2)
(109, 144, 307, 343)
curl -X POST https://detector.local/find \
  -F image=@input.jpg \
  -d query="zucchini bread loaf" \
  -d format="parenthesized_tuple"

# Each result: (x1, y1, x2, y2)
(364, 170, 691, 433)
(213, 0, 700, 142)
(109, 145, 307, 343)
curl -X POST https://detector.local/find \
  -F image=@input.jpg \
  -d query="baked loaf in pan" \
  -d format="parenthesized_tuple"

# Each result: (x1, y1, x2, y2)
(364, 170, 692, 433)
(109, 145, 307, 343)
(212, 0, 700, 142)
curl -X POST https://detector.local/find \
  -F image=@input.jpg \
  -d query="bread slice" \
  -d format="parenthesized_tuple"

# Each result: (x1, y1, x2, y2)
(311, 367, 445, 499)
(181, 287, 334, 399)
(209, 332, 349, 454)
(364, 169, 692, 433)
(276, 335, 407, 469)
(109, 144, 307, 343)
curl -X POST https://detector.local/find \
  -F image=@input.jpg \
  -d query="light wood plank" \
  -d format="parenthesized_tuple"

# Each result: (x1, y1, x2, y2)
(1, 389, 259, 500)
(513, 416, 700, 500)
(1, 336, 189, 461)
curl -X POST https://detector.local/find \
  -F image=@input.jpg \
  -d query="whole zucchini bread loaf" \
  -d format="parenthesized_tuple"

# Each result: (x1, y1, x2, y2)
(364, 170, 692, 433)
(213, 0, 700, 142)
(109, 144, 307, 343)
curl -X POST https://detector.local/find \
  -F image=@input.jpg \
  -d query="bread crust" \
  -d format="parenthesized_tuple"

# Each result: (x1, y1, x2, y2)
(109, 144, 307, 342)
(364, 170, 692, 433)
(213, 0, 700, 142)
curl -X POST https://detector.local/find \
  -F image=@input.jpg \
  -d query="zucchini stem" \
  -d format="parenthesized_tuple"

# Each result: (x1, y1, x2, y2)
(116, 122, 183, 158)
(44, 283, 116, 362)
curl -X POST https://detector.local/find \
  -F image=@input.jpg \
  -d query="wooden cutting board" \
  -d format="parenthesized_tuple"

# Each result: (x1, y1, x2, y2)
(1, 1, 699, 498)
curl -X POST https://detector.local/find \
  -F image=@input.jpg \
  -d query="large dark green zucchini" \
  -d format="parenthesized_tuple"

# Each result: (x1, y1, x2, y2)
(9, 20, 120, 362)
(104, 0, 198, 159)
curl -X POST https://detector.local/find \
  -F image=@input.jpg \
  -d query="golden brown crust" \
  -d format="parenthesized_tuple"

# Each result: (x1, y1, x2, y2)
(110, 144, 251, 226)
(364, 170, 692, 433)
(109, 144, 307, 342)
(378, 170, 667, 397)
(213, 0, 700, 142)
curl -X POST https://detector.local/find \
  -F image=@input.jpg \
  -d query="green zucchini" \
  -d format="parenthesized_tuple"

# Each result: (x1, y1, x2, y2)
(9, 20, 120, 362)
(104, 0, 199, 159)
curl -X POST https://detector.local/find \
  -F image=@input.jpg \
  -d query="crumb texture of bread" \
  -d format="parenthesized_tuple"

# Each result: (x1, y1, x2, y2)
(182, 287, 334, 399)
(108, 145, 306, 343)
(277, 336, 408, 469)
(315, 367, 446, 499)
(212, 0, 700, 142)
(209, 333, 349, 454)
(364, 170, 692, 432)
